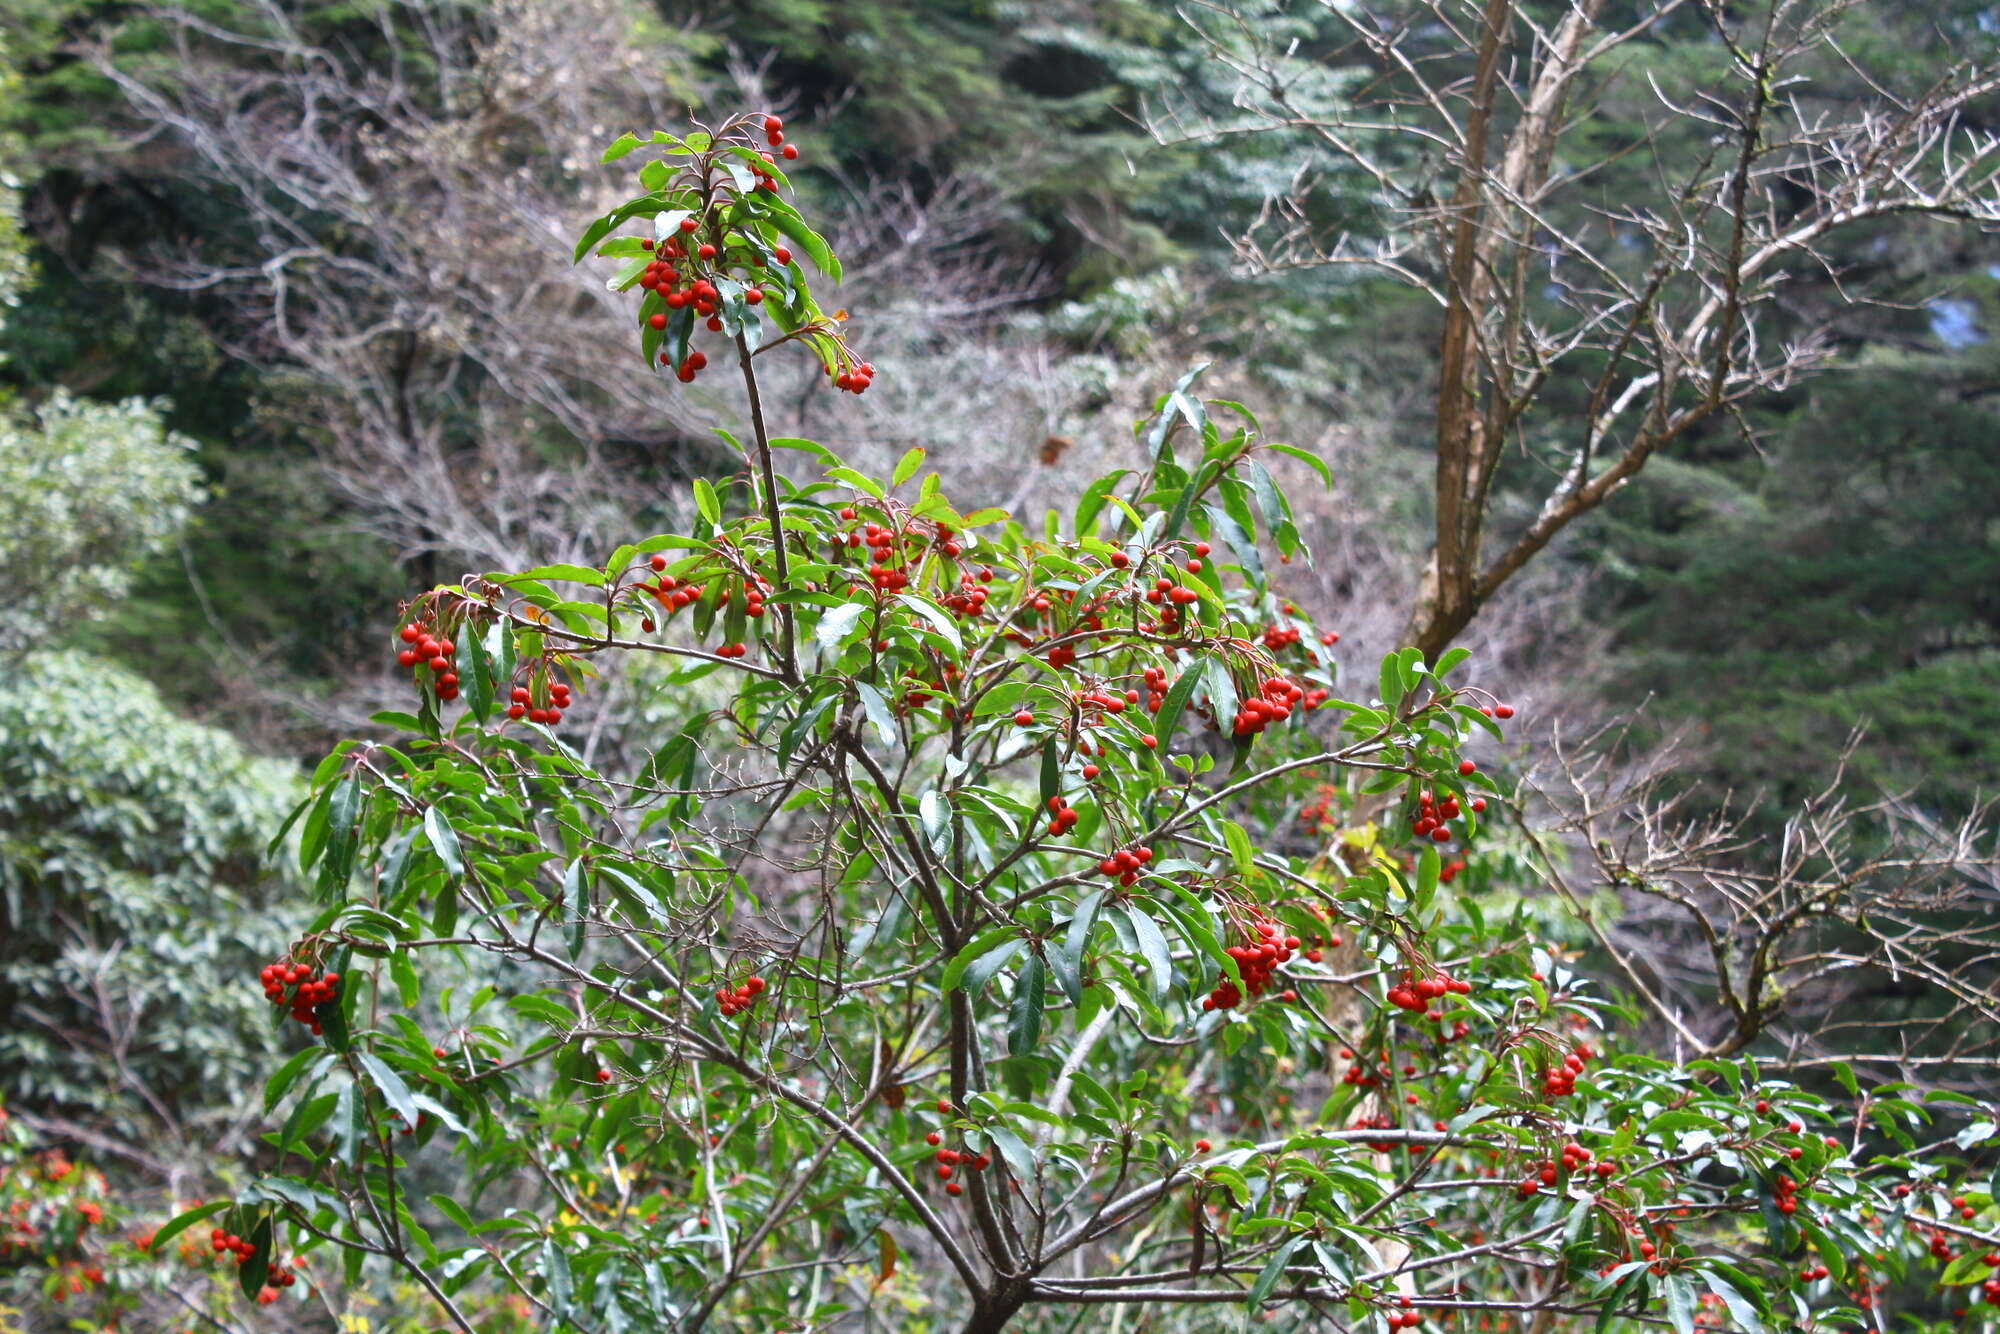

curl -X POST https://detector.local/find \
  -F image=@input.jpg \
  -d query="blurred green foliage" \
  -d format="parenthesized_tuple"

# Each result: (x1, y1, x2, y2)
(0, 650, 301, 1139)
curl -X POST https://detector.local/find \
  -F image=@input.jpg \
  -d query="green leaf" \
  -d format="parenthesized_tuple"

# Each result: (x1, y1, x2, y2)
(1152, 659, 1206, 752)
(1797, 1214, 1847, 1283)
(357, 1052, 421, 1131)
(1008, 953, 1047, 1055)
(855, 682, 897, 746)
(892, 447, 926, 488)
(770, 436, 838, 465)
(988, 1124, 1036, 1182)
(318, 775, 363, 901)
(1379, 653, 1406, 712)
(1249, 1235, 1302, 1306)
(1415, 844, 1440, 914)
(1265, 441, 1334, 489)
(693, 478, 722, 526)
(1123, 905, 1174, 1003)
(963, 939, 1024, 997)
(1222, 822, 1256, 879)
(815, 600, 868, 650)
(1664, 1274, 1695, 1334)
(943, 928, 1020, 992)
(764, 202, 841, 281)
(264, 1048, 331, 1114)
(542, 1240, 574, 1319)
(148, 1200, 232, 1255)
(1056, 889, 1105, 1006)
(919, 790, 952, 854)
(237, 1214, 273, 1300)
(1703, 1265, 1767, 1332)
(896, 595, 963, 654)
(297, 784, 334, 874)
(1074, 471, 1131, 536)
(423, 807, 465, 878)
(1203, 503, 1265, 589)
(431, 1194, 478, 1234)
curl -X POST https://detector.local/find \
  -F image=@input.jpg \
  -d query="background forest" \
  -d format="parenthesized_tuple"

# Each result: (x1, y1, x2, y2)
(1, 0, 1998, 1330)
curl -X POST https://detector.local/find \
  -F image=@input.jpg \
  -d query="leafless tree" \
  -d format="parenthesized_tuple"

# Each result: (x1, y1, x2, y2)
(1525, 722, 2000, 1089)
(1163, 0, 2000, 657)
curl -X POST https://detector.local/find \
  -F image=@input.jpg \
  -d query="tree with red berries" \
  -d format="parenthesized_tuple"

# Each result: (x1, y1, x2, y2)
(167, 111, 2000, 1334)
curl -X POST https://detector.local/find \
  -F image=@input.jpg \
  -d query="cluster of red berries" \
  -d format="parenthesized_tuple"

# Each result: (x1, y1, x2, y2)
(1384, 1297, 1424, 1329)
(922, 1129, 992, 1198)
(717, 975, 766, 1017)
(507, 680, 572, 725)
(1352, 1112, 1400, 1153)
(1516, 1144, 1599, 1197)
(1078, 687, 1134, 718)
(1204, 917, 1298, 1011)
(206, 1228, 296, 1281)
(1340, 1049, 1386, 1087)
(1231, 675, 1321, 737)
(665, 345, 709, 382)
(1045, 796, 1081, 837)
(848, 517, 918, 592)
(1769, 1171, 1805, 1217)
(259, 960, 339, 1035)
(1298, 783, 1345, 835)
(758, 115, 799, 162)
(1542, 1041, 1594, 1099)
(831, 359, 876, 394)
(1096, 844, 1154, 887)
(396, 622, 460, 702)
(1476, 702, 1518, 720)
(1006, 586, 1117, 650)
(1144, 576, 1201, 607)
(1413, 785, 1484, 847)
(643, 554, 706, 616)
(940, 569, 997, 619)
(1385, 969, 1472, 1012)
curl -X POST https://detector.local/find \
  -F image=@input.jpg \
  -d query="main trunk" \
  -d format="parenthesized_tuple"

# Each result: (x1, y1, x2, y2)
(958, 1288, 1027, 1334)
